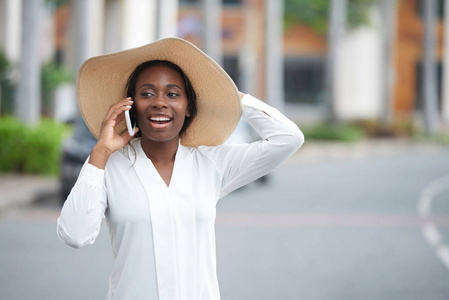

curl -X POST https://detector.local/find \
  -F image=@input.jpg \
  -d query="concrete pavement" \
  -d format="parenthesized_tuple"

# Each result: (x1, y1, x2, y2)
(0, 138, 446, 215)
(0, 173, 59, 214)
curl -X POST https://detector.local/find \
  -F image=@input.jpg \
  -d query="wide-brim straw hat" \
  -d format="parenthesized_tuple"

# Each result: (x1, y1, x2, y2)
(77, 37, 241, 148)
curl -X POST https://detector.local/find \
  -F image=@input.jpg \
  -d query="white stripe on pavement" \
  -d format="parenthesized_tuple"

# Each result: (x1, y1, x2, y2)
(418, 173, 449, 272)
(422, 222, 442, 247)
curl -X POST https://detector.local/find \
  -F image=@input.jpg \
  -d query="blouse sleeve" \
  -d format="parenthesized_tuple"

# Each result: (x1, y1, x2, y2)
(199, 94, 304, 199)
(56, 160, 107, 249)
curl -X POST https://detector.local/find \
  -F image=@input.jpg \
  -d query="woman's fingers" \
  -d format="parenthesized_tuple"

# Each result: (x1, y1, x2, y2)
(96, 98, 135, 153)
(102, 99, 133, 128)
(104, 97, 133, 121)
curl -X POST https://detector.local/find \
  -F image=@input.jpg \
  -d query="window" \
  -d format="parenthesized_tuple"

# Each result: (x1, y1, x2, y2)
(284, 57, 326, 105)
(415, 61, 442, 111)
(223, 56, 240, 88)
(416, 0, 444, 20)
(180, 0, 241, 5)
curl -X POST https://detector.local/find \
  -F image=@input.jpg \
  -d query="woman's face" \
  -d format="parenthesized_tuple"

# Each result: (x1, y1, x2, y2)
(134, 64, 190, 144)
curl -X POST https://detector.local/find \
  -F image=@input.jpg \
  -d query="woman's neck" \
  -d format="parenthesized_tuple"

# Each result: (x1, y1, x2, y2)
(140, 136, 179, 163)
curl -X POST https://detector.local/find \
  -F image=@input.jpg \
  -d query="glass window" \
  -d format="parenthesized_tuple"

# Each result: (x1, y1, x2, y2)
(179, 0, 199, 4)
(180, 0, 241, 5)
(284, 57, 326, 105)
(415, 61, 442, 111)
(223, 56, 240, 88)
(223, 0, 241, 5)
(416, 0, 444, 20)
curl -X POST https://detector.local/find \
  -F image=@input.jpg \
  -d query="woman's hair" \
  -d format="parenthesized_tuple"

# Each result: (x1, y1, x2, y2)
(125, 60, 198, 137)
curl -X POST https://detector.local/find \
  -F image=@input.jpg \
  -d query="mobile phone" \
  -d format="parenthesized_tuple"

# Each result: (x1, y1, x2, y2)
(125, 109, 136, 136)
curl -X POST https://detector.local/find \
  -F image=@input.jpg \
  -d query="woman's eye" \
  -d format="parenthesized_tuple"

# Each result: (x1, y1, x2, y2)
(168, 92, 180, 97)
(141, 92, 153, 97)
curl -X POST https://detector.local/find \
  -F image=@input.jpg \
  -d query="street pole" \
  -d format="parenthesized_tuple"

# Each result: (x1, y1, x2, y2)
(265, 0, 284, 111)
(422, 0, 440, 135)
(121, 0, 157, 49)
(380, 0, 396, 126)
(441, 0, 449, 127)
(156, 0, 179, 39)
(202, 0, 223, 66)
(72, 0, 89, 72)
(16, 0, 43, 126)
(325, 0, 347, 125)
(156, 0, 178, 40)
(239, 0, 256, 95)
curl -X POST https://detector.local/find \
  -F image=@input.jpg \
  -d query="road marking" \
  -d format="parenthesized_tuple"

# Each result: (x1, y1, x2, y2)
(417, 173, 449, 216)
(417, 173, 449, 272)
(437, 245, 449, 270)
(215, 212, 449, 228)
(423, 222, 442, 247)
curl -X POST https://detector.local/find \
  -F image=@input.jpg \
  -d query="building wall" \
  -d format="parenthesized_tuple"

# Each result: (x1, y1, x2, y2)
(394, 0, 444, 116)
(336, 23, 383, 120)
(12, 0, 436, 123)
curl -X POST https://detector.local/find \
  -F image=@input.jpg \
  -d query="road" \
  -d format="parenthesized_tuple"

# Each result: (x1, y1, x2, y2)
(1, 146, 449, 300)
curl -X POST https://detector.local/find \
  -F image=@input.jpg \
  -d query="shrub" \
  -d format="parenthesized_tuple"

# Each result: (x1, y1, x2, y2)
(0, 117, 71, 175)
(350, 118, 418, 138)
(301, 123, 364, 142)
(0, 117, 28, 172)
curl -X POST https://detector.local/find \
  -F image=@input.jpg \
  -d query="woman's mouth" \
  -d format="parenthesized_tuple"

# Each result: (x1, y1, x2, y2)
(148, 116, 172, 129)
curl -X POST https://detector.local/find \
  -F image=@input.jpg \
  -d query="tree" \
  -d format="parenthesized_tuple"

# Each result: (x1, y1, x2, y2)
(284, 0, 377, 34)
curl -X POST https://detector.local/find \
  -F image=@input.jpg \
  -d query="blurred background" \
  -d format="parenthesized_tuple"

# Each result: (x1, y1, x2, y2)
(1, 0, 449, 299)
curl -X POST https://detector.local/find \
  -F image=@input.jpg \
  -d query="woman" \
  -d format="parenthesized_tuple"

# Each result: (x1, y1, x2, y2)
(57, 38, 304, 300)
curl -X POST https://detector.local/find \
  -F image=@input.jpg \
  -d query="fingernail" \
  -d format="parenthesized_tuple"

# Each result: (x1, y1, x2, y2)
(126, 105, 131, 108)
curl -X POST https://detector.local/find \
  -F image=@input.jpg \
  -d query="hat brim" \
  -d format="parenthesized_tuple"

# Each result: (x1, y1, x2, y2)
(77, 37, 241, 148)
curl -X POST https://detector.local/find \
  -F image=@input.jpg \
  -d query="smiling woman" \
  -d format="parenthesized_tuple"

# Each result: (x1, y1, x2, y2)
(125, 60, 198, 141)
(129, 61, 192, 144)
(57, 37, 304, 300)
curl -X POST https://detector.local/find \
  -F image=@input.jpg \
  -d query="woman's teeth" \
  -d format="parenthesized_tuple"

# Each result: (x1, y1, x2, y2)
(150, 117, 171, 122)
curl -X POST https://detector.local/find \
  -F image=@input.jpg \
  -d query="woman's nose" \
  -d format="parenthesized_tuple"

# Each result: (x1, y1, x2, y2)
(152, 94, 169, 108)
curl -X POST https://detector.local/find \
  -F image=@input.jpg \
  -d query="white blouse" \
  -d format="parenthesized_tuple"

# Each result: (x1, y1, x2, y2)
(57, 94, 304, 300)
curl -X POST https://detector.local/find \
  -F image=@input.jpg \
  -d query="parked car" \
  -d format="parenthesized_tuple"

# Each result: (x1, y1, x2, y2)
(60, 117, 97, 204)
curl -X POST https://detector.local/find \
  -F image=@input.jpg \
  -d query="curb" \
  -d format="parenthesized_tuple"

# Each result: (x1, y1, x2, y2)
(289, 138, 449, 164)
(0, 174, 60, 215)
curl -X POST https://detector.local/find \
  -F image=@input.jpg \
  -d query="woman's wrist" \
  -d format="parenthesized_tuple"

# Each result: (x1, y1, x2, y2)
(89, 145, 112, 170)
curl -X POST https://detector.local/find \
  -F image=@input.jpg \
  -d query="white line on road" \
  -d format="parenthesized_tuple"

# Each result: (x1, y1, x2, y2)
(418, 173, 449, 272)
(437, 245, 449, 271)
(422, 222, 442, 247)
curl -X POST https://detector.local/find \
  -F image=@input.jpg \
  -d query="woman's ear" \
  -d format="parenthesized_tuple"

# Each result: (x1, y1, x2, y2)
(186, 107, 191, 118)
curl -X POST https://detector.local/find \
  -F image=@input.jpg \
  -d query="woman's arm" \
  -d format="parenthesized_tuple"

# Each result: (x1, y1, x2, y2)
(200, 93, 304, 198)
(57, 161, 107, 248)
(57, 97, 137, 248)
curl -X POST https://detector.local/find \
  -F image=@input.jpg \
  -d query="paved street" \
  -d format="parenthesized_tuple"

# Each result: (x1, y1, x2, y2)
(1, 145, 449, 300)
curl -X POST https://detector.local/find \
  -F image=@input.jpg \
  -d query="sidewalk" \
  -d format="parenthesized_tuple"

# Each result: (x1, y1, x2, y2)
(0, 138, 447, 215)
(290, 137, 448, 163)
(0, 173, 59, 214)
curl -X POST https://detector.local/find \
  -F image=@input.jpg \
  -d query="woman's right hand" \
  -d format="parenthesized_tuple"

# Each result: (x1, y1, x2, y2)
(89, 97, 138, 169)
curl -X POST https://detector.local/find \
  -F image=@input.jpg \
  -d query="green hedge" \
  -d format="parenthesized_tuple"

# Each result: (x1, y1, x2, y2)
(0, 117, 71, 175)
(301, 123, 365, 142)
